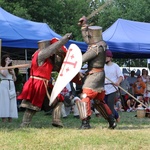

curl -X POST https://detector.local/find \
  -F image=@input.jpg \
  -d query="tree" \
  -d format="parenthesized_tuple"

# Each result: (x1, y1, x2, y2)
(0, 0, 150, 66)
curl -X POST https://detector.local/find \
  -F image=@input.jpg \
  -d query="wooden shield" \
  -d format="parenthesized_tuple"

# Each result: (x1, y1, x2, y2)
(49, 44, 82, 106)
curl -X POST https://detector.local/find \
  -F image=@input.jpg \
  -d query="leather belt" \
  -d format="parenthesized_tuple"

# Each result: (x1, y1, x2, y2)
(88, 68, 104, 74)
(30, 76, 51, 101)
(1, 79, 13, 81)
(30, 76, 49, 82)
(1, 79, 14, 89)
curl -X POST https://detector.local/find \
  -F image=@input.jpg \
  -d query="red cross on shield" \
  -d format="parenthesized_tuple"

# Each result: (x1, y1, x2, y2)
(49, 44, 82, 106)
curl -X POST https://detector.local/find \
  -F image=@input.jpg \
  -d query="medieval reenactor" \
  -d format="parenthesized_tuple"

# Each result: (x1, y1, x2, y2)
(76, 16, 117, 129)
(18, 33, 72, 127)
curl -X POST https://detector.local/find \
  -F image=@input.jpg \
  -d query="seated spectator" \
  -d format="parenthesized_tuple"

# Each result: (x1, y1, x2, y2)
(144, 96, 149, 107)
(61, 82, 79, 118)
(115, 98, 124, 112)
(135, 95, 148, 108)
(126, 97, 136, 112)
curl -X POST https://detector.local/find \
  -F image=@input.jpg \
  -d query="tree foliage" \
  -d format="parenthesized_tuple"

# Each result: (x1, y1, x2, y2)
(0, 0, 150, 66)
(1, 0, 150, 39)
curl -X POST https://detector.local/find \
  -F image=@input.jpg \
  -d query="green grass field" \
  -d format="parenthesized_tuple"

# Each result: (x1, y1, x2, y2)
(0, 111, 150, 150)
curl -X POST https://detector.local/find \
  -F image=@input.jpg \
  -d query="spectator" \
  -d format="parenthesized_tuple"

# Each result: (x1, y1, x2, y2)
(132, 76, 146, 108)
(104, 50, 123, 122)
(127, 71, 137, 95)
(0, 54, 18, 122)
(126, 97, 136, 112)
(61, 82, 79, 118)
(132, 76, 146, 97)
(120, 74, 130, 110)
(141, 69, 149, 83)
(141, 69, 150, 105)
(115, 97, 123, 112)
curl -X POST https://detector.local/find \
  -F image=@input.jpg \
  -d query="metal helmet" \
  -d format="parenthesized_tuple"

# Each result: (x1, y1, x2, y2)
(38, 38, 67, 52)
(38, 40, 51, 50)
(87, 26, 103, 44)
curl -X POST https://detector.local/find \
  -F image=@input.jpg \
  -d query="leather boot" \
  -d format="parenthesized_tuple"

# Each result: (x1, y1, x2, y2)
(52, 102, 63, 128)
(79, 116, 91, 129)
(20, 109, 36, 127)
(108, 115, 117, 129)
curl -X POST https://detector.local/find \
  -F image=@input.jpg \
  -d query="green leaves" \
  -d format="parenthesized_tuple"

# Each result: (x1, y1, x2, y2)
(0, 0, 150, 41)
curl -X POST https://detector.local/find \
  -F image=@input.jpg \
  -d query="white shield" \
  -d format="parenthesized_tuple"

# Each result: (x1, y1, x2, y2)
(49, 44, 82, 106)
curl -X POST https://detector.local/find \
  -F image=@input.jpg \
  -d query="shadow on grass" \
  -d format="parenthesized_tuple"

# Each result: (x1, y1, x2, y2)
(0, 111, 149, 131)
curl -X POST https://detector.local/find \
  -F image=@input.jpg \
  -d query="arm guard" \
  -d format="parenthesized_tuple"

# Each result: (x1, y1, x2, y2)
(38, 33, 72, 65)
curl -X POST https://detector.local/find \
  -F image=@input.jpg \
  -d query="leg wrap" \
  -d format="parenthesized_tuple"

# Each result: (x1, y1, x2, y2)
(93, 99, 112, 120)
(52, 102, 63, 128)
(94, 99, 117, 129)
(20, 109, 36, 127)
(76, 100, 88, 120)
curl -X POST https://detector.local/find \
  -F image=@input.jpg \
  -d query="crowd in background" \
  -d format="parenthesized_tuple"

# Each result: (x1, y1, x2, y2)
(116, 69, 150, 113)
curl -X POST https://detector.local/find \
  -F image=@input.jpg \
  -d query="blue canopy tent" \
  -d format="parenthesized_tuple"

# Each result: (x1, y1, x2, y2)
(1, 7, 150, 59)
(0, 7, 63, 48)
(0, 7, 87, 59)
(103, 18, 150, 58)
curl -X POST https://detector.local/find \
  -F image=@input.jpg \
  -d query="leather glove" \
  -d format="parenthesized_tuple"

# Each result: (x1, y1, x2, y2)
(78, 16, 87, 26)
(66, 33, 73, 40)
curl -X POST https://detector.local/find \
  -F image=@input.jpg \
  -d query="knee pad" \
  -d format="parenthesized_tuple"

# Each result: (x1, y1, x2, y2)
(80, 93, 88, 99)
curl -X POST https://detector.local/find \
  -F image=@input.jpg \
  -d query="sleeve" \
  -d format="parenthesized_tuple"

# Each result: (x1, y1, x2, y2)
(82, 46, 98, 63)
(66, 83, 71, 92)
(116, 64, 124, 78)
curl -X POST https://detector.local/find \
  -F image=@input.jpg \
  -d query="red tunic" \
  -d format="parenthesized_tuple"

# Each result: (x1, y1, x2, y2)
(18, 50, 53, 108)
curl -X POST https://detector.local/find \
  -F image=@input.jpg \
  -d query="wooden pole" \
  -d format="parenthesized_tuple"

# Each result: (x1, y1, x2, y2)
(105, 76, 147, 108)
(0, 64, 30, 70)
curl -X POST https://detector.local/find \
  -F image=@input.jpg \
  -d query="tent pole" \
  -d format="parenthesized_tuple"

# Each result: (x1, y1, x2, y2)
(0, 39, 1, 66)
(147, 59, 149, 69)
(25, 49, 28, 80)
(129, 58, 131, 73)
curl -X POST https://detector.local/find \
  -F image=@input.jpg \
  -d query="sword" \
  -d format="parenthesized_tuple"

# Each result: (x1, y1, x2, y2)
(87, 0, 113, 20)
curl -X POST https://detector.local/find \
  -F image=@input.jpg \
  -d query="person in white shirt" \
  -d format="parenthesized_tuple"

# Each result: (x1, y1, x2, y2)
(104, 50, 123, 122)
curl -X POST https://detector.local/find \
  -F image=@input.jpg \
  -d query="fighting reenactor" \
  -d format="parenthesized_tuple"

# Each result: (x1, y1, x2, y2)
(18, 33, 72, 127)
(76, 16, 117, 129)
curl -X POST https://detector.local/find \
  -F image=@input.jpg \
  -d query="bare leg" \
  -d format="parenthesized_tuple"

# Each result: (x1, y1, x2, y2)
(8, 117, 12, 122)
(2, 118, 7, 122)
